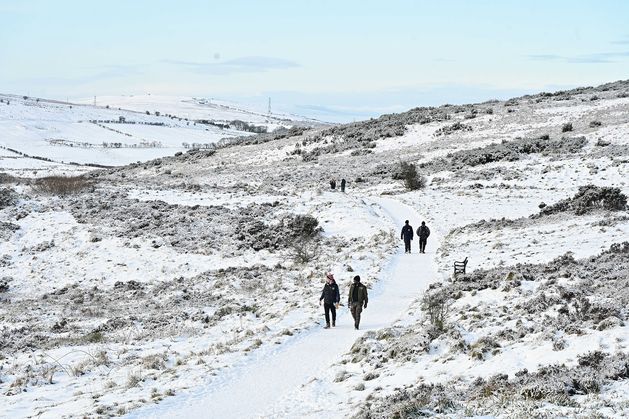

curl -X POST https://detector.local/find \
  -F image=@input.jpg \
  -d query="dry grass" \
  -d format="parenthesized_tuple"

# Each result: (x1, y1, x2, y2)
(32, 175, 93, 196)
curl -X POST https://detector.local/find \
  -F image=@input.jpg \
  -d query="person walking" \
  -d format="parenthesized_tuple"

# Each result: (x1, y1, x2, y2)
(330, 179, 337, 190)
(400, 220, 414, 253)
(417, 221, 431, 253)
(348, 275, 368, 330)
(319, 272, 340, 328)
(340, 178, 346, 193)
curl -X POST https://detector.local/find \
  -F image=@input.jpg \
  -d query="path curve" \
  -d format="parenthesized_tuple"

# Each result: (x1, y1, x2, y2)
(127, 197, 440, 419)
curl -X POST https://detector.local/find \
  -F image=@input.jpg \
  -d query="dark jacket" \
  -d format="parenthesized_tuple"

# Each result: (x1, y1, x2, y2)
(417, 225, 430, 239)
(401, 224, 414, 241)
(348, 283, 368, 306)
(320, 282, 340, 304)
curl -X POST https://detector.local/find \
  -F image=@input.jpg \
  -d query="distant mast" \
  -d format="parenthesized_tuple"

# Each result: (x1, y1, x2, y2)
(267, 97, 272, 122)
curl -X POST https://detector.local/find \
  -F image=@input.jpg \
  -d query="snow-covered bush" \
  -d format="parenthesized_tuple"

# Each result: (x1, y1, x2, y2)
(537, 185, 627, 216)
(0, 187, 17, 208)
(420, 285, 452, 331)
(562, 122, 573, 132)
(396, 161, 426, 191)
(422, 136, 587, 172)
(32, 176, 93, 196)
(434, 121, 472, 137)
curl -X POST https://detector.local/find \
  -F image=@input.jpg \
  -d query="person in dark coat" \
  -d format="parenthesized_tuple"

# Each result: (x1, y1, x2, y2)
(417, 221, 431, 253)
(400, 220, 414, 253)
(330, 179, 336, 190)
(340, 178, 346, 193)
(319, 272, 340, 328)
(348, 275, 368, 330)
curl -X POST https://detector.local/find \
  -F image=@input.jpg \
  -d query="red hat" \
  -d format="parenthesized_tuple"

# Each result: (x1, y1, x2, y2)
(326, 272, 335, 281)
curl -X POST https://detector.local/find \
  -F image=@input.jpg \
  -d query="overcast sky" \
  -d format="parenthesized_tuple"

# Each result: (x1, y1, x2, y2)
(1, 0, 628, 122)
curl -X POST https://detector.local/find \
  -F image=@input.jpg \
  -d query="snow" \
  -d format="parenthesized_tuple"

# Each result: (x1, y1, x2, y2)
(126, 197, 442, 419)
(1, 86, 628, 418)
(0, 94, 319, 170)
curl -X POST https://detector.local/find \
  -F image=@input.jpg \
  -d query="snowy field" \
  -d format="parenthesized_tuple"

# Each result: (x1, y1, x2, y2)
(1, 81, 628, 418)
(83, 95, 326, 127)
(0, 94, 320, 172)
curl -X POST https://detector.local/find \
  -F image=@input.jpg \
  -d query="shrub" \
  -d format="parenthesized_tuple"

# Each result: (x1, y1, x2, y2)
(83, 331, 104, 343)
(0, 278, 9, 293)
(434, 122, 472, 136)
(538, 185, 627, 216)
(589, 120, 602, 128)
(562, 122, 573, 132)
(289, 236, 320, 264)
(420, 286, 452, 331)
(287, 214, 321, 239)
(32, 176, 93, 196)
(398, 161, 427, 191)
(0, 187, 17, 209)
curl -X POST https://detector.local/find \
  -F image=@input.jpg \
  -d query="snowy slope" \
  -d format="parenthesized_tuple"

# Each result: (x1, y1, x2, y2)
(1, 81, 628, 418)
(127, 198, 441, 419)
(81, 95, 327, 128)
(0, 93, 324, 175)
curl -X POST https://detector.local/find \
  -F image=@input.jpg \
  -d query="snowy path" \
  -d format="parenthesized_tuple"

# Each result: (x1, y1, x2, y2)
(127, 197, 440, 419)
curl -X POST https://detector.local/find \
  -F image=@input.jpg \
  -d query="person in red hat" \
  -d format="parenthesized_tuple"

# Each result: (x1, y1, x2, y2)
(319, 272, 340, 328)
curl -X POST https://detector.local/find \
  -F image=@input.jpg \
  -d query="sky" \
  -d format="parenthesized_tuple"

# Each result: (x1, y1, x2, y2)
(1, 0, 628, 122)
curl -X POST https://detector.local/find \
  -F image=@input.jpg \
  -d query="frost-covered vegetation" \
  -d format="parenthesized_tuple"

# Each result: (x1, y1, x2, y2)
(1, 79, 629, 417)
(352, 243, 629, 417)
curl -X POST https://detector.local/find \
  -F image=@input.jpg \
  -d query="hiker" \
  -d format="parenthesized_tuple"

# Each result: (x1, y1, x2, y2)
(348, 275, 368, 330)
(330, 179, 336, 190)
(319, 272, 340, 328)
(417, 221, 431, 253)
(400, 220, 414, 253)
(340, 178, 346, 193)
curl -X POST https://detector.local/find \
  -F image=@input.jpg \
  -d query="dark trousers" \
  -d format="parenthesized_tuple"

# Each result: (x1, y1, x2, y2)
(404, 239, 412, 253)
(324, 303, 336, 325)
(350, 302, 363, 328)
(419, 237, 427, 253)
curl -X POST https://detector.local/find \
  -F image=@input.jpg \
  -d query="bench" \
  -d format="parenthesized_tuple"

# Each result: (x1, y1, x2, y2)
(454, 257, 468, 275)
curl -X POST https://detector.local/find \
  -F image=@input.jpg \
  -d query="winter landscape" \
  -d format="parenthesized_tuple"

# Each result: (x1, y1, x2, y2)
(2, 2, 629, 418)
(2, 79, 628, 418)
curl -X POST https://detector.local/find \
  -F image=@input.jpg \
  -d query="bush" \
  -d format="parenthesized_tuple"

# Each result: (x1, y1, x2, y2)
(562, 122, 573, 132)
(434, 122, 472, 136)
(0, 277, 10, 293)
(0, 188, 17, 209)
(287, 214, 321, 239)
(289, 236, 320, 264)
(538, 185, 627, 216)
(32, 176, 93, 196)
(589, 120, 602, 128)
(398, 161, 426, 190)
(420, 286, 452, 331)
(84, 331, 104, 343)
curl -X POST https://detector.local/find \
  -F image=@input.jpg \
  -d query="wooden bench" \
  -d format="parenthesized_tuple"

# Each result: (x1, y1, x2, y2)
(454, 257, 468, 275)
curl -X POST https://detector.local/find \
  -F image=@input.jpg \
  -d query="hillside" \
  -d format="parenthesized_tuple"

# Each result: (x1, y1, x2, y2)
(0, 94, 324, 175)
(0, 80, 628, 418)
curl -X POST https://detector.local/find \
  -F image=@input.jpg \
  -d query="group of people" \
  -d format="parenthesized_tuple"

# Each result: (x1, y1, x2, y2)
(317, 220, 430, 330)
(319, 273, 368, 330)
(400, 220, 431, 253)
(329, 178, 347, 192)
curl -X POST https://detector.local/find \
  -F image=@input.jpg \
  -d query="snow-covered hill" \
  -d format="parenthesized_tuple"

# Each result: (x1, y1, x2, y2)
(81, 94, 328, 128)
(1, 80, 628, 418)
(0, 94, 326, 175)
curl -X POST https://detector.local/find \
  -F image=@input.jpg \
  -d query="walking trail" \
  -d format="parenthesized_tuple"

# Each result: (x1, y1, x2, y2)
(128, 196, 441, 419)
